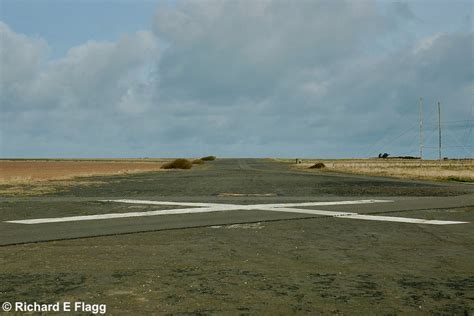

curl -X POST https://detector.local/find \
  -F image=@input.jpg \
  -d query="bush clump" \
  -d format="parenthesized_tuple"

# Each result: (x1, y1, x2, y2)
(192, 159, 204, 165)
(162, 159, 193, 169)
(309, 162, 326, 169)
(201, 156, 216, 161)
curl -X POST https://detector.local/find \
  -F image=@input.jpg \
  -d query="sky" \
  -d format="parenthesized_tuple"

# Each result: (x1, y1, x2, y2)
(0, 0, 473, 158)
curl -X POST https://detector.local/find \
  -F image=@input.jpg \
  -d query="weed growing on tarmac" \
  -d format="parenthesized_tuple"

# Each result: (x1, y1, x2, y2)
(201, 156, 217, 161)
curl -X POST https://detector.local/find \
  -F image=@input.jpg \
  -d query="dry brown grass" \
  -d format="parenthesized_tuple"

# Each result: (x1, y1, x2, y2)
(0, 159, 170, 196)
(281, 159, 474, 182)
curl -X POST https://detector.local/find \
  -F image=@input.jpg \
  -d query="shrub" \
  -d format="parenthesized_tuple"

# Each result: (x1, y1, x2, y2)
(192, 159, 204, 164)
(161, 159, 193, 169)
(309, 162, 326, 169)
(201, 156, 216, 161)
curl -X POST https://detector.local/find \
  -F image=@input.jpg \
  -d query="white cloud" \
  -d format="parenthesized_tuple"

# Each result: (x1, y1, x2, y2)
(1, 25, 159, 112)
(0, 22, 48, 84)
(117, 82, 154, 114)
(413, 33, 442, 54)
(0, 22, 48, 112)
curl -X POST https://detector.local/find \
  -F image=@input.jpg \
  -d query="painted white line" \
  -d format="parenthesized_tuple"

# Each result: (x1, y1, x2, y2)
(217, 193, 277, 197)
(259, 207, 357, 217)
(4, 199, 468, 225)
(251, 199, 394, 208)
(337, 214, 468, 225)
(258, 207, 468, 225)
(6, 206, 232, 224)
(100, 199, 220, 207)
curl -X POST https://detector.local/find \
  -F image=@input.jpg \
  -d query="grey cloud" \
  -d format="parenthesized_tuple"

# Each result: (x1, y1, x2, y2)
(152, 26, 472, 157)
(153, 0, 392, 104)
(388, 2, 418, 22)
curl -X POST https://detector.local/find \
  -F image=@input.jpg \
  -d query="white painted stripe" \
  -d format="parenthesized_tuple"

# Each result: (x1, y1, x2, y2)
(252, 199, 394, 208)
(338, 214, 468, 225)
(259, 207, 357, 217)
(260, 207, 468, 225)
(6, 206, 233, 224)
(100, 199, 219, 207)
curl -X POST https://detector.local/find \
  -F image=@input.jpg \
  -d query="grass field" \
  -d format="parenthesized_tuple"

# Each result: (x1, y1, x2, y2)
(0, 159, 171, 196)
(283, 158, 474, 182)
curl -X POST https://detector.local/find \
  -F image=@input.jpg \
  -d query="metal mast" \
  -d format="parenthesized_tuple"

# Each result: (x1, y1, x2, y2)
(419, 97, 423, 160)
(438, 102, 442, 160)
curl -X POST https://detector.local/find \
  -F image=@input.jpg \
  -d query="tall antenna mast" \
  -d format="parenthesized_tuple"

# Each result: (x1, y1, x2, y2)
(438, 101, 442, 160)
(419, 97, 423, 161)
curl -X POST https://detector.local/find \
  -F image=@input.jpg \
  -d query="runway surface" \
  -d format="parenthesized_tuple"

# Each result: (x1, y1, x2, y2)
(1, 159, 473, 246)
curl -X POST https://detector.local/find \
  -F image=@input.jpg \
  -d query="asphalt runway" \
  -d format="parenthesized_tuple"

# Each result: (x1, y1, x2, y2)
(1, 158, 473, 246)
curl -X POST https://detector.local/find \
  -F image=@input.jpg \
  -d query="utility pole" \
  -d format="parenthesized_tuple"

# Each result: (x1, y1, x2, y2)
(438, 102, 442, 161)
(419, 97, 423, 161)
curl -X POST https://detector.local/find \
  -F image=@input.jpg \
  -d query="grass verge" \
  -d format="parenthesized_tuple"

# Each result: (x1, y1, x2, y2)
(278, 158, 474, 182)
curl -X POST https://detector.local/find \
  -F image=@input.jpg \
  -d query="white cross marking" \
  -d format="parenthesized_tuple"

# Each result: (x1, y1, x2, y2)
(4, 199, 468, 225)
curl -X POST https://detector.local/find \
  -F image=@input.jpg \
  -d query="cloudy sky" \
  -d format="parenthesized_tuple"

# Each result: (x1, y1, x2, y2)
(1, 0, 473, 158)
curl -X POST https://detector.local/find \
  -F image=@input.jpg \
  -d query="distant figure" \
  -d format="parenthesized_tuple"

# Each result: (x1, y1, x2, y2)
(378, 153, 382, 158)
(296, 159, 302, 164)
